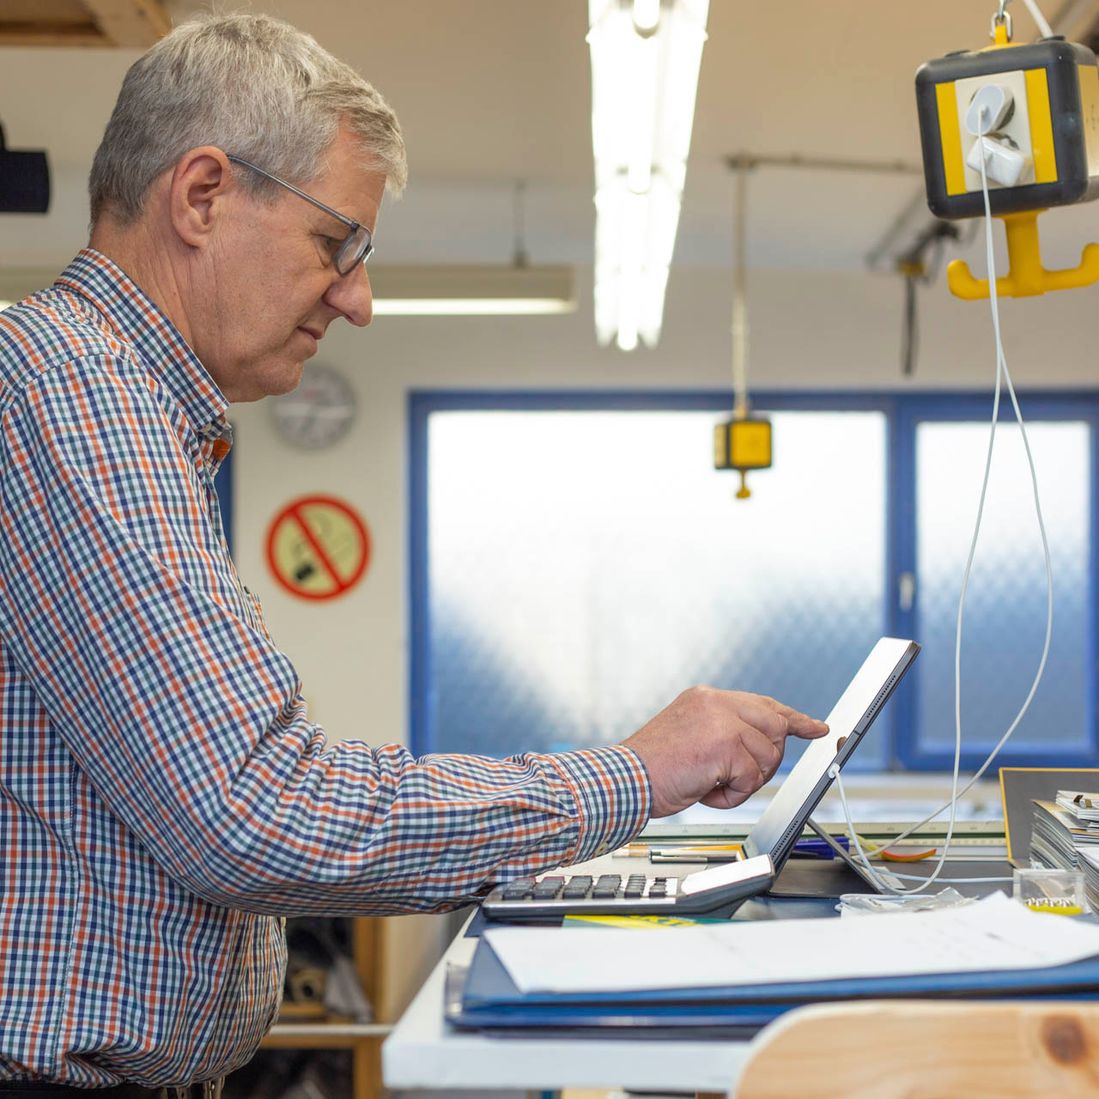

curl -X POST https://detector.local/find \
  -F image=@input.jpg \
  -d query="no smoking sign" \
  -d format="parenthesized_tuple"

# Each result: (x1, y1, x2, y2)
(265, 495, 371, 601)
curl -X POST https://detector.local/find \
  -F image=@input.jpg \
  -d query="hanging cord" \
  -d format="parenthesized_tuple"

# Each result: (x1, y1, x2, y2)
(901, 273, 919, 378)
(993, 0, 1055, 40)
(834, 100, 1054, 893)
(1020, 0, 1055, 38)
(897, 220, 961, 376)
(512, 179, 529, 268)
(730, 157, 751, 419)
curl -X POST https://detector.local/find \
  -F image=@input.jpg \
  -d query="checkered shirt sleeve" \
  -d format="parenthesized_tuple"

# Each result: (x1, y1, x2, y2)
(0, 251, 651, 1086)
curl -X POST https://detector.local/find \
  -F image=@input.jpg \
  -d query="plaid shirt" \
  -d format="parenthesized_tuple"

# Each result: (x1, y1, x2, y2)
(0, 249, 650, 1087)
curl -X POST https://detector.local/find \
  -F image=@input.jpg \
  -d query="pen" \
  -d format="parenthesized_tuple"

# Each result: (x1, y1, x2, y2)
(646, 836, 849, 864)
(650, 853, 731, 864)
(788, 836, 850, 859)
(624, 842, 744, 857)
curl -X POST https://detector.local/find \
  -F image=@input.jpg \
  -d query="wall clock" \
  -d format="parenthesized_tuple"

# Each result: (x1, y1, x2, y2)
(270, 363, 356, 450)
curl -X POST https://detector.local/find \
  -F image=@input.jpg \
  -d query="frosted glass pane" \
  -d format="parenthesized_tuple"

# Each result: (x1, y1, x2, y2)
(427, 409, 888, 766)
(915, 421, 1091, 754)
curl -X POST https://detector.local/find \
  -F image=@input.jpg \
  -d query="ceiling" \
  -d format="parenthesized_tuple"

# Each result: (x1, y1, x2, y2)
(3, 0, 1099, 278)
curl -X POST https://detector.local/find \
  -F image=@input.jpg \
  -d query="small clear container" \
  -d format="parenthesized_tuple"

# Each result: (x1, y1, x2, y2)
(1012, 867, 1087, 915)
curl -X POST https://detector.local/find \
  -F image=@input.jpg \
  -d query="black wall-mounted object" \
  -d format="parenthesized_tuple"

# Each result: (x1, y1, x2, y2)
(0, 124, 49, 213)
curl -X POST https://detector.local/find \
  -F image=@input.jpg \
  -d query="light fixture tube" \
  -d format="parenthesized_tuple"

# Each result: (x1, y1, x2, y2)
(588, 0, 709, 350)
(372, 298, 574, 317)
(368, 264, 576, 317)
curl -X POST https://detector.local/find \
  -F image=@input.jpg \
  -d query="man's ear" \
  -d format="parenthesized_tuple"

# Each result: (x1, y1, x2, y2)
(167, 146, 234, 248)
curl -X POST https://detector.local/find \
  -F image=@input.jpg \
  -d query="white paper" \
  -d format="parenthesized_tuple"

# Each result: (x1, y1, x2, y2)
(483, 893, 1099, 994)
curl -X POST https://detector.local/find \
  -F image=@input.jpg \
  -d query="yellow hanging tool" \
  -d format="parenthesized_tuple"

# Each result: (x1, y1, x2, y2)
(914, 3, 1099, 300)
(713, 413, 772, 500)
(714, 158, 772, 500)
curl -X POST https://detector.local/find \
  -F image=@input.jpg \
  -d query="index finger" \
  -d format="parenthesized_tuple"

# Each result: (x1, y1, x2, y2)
(764, 697, 829, 739)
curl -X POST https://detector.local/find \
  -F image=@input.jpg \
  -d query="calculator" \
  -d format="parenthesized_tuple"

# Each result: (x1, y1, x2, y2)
(482, 853, 775, 920)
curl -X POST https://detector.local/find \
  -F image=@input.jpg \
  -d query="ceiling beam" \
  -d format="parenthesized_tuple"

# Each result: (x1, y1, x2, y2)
(82, 0, 170, 46)
(0, 21, 104, 47)
(0, 0, 170, 48)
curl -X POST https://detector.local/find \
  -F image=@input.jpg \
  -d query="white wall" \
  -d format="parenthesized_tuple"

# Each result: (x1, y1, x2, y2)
(228, 260, 1099, 1013)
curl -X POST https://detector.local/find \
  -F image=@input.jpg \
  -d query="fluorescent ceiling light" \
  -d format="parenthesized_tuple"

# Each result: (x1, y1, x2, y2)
(373, 298, 572, 316)
(0, 266, 575, 320)
(588, 0, 709, 351)
(368, 264, 575, 317)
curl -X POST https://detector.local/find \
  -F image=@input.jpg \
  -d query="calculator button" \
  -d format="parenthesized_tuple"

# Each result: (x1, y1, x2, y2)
(532, 877, 565, 899)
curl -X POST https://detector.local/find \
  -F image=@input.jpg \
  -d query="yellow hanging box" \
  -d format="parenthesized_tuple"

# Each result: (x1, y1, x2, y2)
(713, 417, 772, 500)
(914, 19, 1099, 298)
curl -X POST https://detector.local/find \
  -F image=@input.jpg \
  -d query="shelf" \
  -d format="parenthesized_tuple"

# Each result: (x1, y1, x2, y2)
(250, 917, 386, 1099)
(262, 1022, 392, 1046)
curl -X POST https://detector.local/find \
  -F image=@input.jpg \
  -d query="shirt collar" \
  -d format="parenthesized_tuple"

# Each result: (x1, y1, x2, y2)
(54, 248, 230, 439)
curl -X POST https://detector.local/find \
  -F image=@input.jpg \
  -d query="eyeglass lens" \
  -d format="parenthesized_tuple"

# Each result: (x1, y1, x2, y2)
(335, 225, 374, 276)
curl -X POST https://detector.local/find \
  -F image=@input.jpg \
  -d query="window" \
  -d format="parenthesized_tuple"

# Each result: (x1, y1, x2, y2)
(410, 392, 1099, 771)
(897, 398, 1097, 769)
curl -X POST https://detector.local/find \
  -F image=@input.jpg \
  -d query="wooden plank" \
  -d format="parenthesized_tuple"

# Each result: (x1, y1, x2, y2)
(81, 0, 170, 47)
(735, 999, 1099, 1098)
(353, 917, 385, 1020)
(352, 1036, 382, 1099)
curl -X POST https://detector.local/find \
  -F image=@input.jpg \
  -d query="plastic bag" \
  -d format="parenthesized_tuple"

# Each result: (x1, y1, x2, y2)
(836, 886, 976, 917)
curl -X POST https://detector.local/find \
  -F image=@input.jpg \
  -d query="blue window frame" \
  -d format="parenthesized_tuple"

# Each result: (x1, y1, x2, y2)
(214, 439, 234, 557)
(410, 390, 1099, 771)
(893, 396, 1099, 771)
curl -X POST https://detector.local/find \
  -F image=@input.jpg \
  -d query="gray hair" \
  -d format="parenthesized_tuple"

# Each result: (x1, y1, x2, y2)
(89, 12, 407, 225)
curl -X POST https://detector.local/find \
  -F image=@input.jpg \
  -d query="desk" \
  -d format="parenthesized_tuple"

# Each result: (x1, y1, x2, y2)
(382, 847, 1013, 1096)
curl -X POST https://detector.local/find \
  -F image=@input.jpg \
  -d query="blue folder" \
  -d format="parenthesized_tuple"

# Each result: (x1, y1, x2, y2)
(448, 933, 1099, 1036)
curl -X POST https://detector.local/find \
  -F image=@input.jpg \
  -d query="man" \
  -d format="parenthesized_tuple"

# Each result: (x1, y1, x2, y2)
(0, 13, 827, 1094)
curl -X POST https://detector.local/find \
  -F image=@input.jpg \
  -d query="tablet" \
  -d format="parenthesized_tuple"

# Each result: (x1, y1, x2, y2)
(481, 637, 920, 919)
(743, 636, 920, 875)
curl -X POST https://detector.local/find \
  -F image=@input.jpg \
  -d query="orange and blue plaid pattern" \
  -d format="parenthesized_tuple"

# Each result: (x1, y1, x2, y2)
(0, 250, 650, 1086)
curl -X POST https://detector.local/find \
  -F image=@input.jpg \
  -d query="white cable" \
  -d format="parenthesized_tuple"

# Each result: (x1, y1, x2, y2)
(832, 766, 1012, 887)
(834, 102, 1055, 894)
(1020, 0, 1055, 38)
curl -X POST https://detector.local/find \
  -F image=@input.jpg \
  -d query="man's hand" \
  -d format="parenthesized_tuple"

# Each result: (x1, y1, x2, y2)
(622, 687, 830, 818)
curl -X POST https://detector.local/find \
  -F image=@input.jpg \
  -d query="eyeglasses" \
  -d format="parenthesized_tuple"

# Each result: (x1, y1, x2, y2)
(225, 154, 375, 275)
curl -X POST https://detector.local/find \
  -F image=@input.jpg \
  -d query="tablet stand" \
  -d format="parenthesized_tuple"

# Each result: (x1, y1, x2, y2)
(804, 816, 904, 893)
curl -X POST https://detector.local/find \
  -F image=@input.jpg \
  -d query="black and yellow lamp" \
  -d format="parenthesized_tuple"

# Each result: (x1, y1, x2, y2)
(915, 0, 1099, 299)
(713, 157, 772, 500)
(713, 411, 772, 500)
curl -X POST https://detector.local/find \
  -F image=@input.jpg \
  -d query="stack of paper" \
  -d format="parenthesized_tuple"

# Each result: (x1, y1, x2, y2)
(452, 894, 1099, 1038)
(1030, 798, 1099, 877)
(1056, 790, 1099, 821)
(1079, 849, 1099, 912)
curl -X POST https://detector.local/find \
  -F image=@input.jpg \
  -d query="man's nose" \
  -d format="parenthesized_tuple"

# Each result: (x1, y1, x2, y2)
(324, 263, 372, 326)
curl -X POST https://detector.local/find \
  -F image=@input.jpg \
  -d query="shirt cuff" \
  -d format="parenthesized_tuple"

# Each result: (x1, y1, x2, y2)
(540, 744, 652, 864)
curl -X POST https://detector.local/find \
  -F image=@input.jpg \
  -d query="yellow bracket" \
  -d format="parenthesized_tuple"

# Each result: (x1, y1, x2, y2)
(946, 209, 1099, 299)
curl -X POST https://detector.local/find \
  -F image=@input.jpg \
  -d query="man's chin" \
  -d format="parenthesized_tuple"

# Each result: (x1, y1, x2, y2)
(227, 361, 306, 403)
(268, 361, 307, 397)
